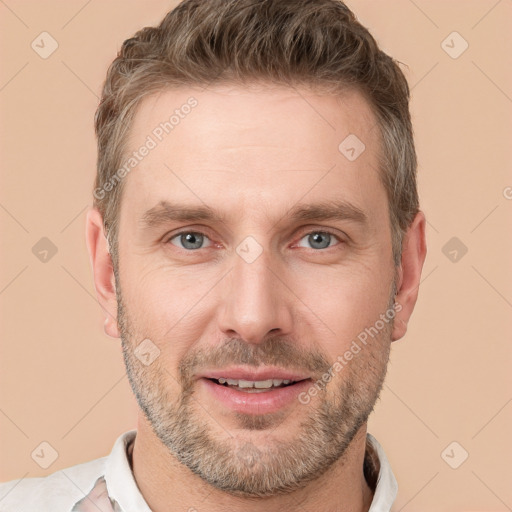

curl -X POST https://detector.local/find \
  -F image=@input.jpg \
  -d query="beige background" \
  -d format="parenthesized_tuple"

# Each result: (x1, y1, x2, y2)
(1, 1, 511, 510)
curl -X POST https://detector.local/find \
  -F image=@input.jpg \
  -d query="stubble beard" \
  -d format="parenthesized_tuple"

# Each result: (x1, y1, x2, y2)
(115, 273, 393, 497)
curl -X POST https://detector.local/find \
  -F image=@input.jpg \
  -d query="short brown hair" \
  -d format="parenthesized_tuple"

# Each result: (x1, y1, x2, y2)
(94, 0, 419, 268)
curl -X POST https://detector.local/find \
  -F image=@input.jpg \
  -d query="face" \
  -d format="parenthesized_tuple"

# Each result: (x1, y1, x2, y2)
(114, 84, 397, 496)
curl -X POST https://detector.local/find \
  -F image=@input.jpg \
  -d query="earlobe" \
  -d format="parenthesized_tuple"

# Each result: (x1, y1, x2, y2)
(104, 317, 120, 338)
(85, 207, 120, 339)
(391, 211, 427, 342)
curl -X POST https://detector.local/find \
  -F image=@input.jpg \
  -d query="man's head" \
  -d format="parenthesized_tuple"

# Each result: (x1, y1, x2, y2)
(86, 0, 426, 499)
(93, 0, 419, 269)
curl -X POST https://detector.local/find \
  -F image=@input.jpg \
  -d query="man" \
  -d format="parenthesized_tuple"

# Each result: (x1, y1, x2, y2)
(0, 0, 426, 510)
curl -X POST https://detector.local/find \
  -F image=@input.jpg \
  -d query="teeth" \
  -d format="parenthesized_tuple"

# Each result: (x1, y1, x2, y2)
(238, 380, 254, 388)
(215, 378, 294, 388)
(254, 379, 274, 388)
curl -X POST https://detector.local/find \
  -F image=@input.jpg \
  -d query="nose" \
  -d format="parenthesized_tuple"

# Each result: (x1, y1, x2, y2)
(216, 245, 294, 345)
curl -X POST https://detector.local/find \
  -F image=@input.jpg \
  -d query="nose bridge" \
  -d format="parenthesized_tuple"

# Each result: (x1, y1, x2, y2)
(217, 239, 293, 343)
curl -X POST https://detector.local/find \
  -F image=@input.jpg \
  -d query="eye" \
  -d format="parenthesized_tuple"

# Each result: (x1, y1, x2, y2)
(297, 231, 341, 250)
(168, 231, 212, 250)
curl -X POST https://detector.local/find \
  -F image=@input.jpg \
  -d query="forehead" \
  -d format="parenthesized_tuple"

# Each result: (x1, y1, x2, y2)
(120, 84, 387, 228)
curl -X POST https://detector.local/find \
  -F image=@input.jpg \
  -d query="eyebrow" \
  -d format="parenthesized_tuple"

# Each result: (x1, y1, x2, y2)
(140, 202, 226, 229)
(140, 199, 368, 231)
(286, 199, 368, 225)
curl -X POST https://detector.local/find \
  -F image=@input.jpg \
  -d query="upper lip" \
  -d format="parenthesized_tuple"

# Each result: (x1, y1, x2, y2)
(198, 366, 311, 382)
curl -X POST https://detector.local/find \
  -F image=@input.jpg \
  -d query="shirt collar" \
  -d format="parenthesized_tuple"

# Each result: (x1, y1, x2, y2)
(101, 430, 397, 511)
(103, 430, 152, 512)
(366, 433, 398, 511)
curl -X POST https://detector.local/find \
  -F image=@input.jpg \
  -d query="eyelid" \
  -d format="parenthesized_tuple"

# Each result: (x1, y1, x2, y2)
(164, 230, 215, 254)
(293, 228, 345, 249)
(164, 225, 215, 242)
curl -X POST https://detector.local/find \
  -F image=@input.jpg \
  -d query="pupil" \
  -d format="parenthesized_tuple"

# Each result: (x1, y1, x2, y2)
(182, 233, 203, 249)
(310, 232, 330, 249)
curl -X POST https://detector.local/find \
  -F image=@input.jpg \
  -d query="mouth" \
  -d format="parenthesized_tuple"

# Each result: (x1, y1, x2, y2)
(198, 368, 313, 414)
(207, 377, 308, 393)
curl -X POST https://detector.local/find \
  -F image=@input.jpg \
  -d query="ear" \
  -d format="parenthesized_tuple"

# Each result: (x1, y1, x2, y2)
(391, 211, 427, 342)
(85, 207, 120, 339)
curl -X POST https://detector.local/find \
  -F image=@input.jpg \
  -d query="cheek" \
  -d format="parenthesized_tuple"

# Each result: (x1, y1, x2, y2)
(120, 262, 217, 357)
(122, 257, 199, 316)
(293, 262, 392, 357)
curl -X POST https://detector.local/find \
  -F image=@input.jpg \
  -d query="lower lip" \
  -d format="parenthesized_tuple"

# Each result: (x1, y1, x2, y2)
(200, 378, 312, 415)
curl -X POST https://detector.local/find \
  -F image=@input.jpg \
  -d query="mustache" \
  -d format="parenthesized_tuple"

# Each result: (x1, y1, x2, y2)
(178, 336, 332, 388)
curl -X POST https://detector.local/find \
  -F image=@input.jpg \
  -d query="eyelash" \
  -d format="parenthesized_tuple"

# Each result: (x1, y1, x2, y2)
(165, 228, 344, 251)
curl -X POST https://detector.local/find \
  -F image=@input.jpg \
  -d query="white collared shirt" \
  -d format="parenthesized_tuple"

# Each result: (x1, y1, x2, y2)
(0, 430, 397, 511)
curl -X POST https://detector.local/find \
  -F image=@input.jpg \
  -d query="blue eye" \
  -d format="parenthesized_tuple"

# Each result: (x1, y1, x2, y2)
(167, 230, 341, 252)
(169, 232, 212, 250)
(297, 231, 340, 250)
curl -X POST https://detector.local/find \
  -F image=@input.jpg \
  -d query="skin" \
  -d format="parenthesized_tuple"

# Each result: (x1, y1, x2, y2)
(86, 84, 426, 512)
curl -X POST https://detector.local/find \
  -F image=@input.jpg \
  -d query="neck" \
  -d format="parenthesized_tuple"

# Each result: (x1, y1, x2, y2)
(132, 415, 374, 512)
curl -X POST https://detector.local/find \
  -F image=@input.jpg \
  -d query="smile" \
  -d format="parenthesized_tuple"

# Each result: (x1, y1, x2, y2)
(200, 373, 313, 414)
